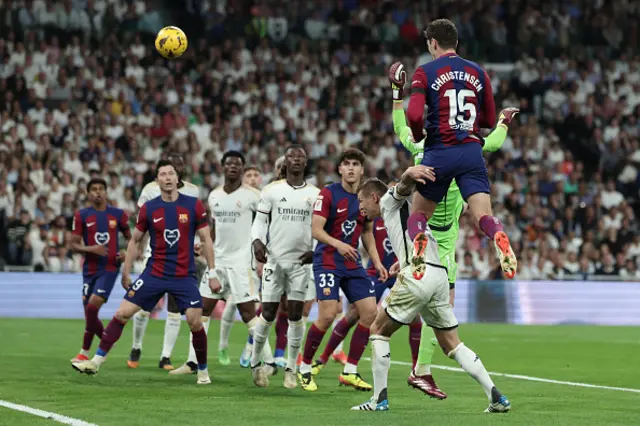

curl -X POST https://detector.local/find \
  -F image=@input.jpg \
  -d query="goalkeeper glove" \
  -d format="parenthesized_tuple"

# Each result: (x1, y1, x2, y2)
(388, 61, 407, 102)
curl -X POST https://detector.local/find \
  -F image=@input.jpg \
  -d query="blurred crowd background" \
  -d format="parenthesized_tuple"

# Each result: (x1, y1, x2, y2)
(1, 0, 639, 280)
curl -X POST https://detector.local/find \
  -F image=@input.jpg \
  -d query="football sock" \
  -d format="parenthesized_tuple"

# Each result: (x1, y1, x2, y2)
(448, 342, 495, 400)
(479, 215, 504, 240)
(299, 323, 327, 374)
(407, 212, 428, 241)
(344, 323, 370, 374)
(187, 317, 210, 364)
(191, 326, 208, 370)
(82, 303, 103, 351)
(132, 310, 150, 350)
(319, 316, 352, 364)
(94, 317, 126, 365)
(286, 319, 304, 371)
(250, 315, 273, 367)
(415, 326, 437, 376)
(409, 319, 422, 369)
(219, 301, 236, 350)
(370, 335, 390, 402)
(161, 312, 181, 359)
(274, 311, 288, 358)
(332, 312, 345, 354)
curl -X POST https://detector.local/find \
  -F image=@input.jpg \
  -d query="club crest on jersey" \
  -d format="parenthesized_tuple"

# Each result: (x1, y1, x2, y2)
(383, 238, 393, 255)
(109, 219, 117, 229)
(95, 232, 110, 245)
(236, 200, 242, 208)
(164, 229, 181, 247)
(179, 213, 188, 223)
(342, 220, 356, 237)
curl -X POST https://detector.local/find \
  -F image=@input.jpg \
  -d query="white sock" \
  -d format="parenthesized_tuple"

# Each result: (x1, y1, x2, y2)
(219, 301, 236, 350)
(187, 317, 210, 364)
(334, 340, 344, 354)
(161, 312, 182, 359)
(132, 310, 150, 350)
(299, 361, 312, 374)
(449, 342, 495, 400)
(286, 319, 304, 371)
(343, 362, 358, 374)
(370, 335, 390, 402)
(92, 354, 106, 366)
(250, 315, 272, 367)
(79, 349, 90, 357)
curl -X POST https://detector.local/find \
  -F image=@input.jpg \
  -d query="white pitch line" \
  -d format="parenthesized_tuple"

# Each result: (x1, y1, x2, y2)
(363, 358, 640, 394)
(0, 400, 98, 426)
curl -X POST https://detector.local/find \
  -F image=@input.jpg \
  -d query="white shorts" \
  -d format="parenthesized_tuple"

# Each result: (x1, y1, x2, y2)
(262, 261, 311, 303)
(200, 266, 259, 305)
(304, 264, 316, 301)
(382, 265, 457, 329)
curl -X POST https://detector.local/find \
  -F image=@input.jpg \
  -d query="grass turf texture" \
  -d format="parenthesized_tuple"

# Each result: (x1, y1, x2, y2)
(1, 319, 639, 426)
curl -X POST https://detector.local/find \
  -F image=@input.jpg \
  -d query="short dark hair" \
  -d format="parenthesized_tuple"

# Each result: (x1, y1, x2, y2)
(221, 150, 245, 165)
(359, 178, 388, 198)
(337, 148, 366, 167)
(285, 144, 307, 155)
(424, 19, 458, 50)
(86, 177, 107, 192)
(155, 159, 178, 177)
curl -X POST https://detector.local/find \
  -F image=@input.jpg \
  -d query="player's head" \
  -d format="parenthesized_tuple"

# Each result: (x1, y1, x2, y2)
(243, 166, 262, 189)
(155, 159, 179, 192)
(161, 152, 185, 179)
(337, 148, 365, 186)
(221, 150, 245, 182)
(86, 177, 107, 207)
(281, 145, 307, 179)
(357, 178, 388, 219)
(424, 18, 458, 58)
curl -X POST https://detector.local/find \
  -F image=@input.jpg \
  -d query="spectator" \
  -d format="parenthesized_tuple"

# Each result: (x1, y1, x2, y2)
(6, 210, 33, 266)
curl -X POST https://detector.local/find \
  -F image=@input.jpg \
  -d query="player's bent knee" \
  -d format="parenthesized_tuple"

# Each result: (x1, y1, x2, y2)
(261, 303, 278, 322)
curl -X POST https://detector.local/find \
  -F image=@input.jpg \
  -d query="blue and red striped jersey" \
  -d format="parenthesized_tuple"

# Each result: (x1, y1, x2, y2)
(73, 206, 130, 276)
(136, 193, 208, 278)
(312, 183, 367, 271)
(407, 53, 496, 147)
(366, 217, 397, 277)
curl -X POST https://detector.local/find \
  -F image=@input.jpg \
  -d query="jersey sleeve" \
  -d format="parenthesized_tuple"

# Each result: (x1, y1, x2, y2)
(313, 187, 333, 219)
(257, 187, 273, 215)
(248, 191, 260, 213)
(119, 211, 131, 238)
(380, 186, 410, 214)
(479, 70, 496, 129)
(136, 203, 149, 233)
(195, 199, 208, 229)
(137, 185, 151, 208)
(72, 211, 83, 236)
(407, 67, 427, 140)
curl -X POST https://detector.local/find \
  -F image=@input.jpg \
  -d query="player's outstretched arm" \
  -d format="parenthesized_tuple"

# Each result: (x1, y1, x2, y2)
(362, 221, 388, 282)
(482, 107, 519, 153)
(397, 165, 436, 197)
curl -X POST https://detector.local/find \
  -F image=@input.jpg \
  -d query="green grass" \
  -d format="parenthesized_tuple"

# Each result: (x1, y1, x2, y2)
(1, 319, 640, 425)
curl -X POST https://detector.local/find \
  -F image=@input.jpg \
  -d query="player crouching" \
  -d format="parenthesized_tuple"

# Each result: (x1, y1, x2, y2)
(72, 160, 216, 385)
(351, 172, 510, 413)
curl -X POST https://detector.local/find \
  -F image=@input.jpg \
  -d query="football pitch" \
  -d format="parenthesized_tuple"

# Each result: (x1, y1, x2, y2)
(1, 319, 639, 426)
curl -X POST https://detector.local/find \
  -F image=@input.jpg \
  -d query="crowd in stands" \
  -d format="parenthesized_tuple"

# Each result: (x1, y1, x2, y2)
(0, 0, 639, 280)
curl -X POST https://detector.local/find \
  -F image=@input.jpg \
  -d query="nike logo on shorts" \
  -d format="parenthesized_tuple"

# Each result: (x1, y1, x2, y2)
(190, 300, 199, 305)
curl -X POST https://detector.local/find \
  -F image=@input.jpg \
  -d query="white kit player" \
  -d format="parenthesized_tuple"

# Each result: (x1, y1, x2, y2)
(170, 151, 275, 376)
(352, 169, 511, 413)
(250, 145, 320, 389)
(127, 153, 201, 371)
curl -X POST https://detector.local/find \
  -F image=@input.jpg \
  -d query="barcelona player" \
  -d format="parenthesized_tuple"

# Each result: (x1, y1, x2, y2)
(72, 160, 216, 385)
(297, 148, 388, 392)
(390, 18, 517, 282)
(69, 178, 130, 364)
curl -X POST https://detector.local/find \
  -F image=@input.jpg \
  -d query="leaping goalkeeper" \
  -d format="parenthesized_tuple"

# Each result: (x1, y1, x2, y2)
(390, 67, 519, 398)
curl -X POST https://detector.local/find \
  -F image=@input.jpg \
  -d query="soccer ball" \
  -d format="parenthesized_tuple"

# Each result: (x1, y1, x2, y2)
(155, 26, 188, 59)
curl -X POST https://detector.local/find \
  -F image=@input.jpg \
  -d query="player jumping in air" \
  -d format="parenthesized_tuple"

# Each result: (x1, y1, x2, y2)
(353, 173, 511, 413)
(392, 82, 520, 396)
(72, 160, 216, 385)
(70, 178, 131, 364)
(250, 145, 320, 389)
(390, 18, 517, 282)
(298, 148, 388, 392)
(170, 151, 275, 376)
(127, 153, 201, 371)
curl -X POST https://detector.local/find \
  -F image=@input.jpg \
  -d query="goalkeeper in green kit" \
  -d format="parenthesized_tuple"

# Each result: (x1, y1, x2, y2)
(391, 83, 519, 398)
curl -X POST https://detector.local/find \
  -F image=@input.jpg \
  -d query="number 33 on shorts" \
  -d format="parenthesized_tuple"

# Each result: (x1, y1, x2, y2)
(315, 271, 336, 298)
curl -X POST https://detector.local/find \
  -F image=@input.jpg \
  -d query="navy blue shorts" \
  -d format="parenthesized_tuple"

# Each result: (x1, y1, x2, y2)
(313, 266, 375, 303)
(82, 271, 119, 304)
(417, 142, 490, 203)
(124, 272, 202, 314)
(372, 276, 396, 303)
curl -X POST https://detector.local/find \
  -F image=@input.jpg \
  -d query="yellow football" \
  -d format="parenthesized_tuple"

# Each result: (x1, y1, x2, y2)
(155, 26, 188, 59)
